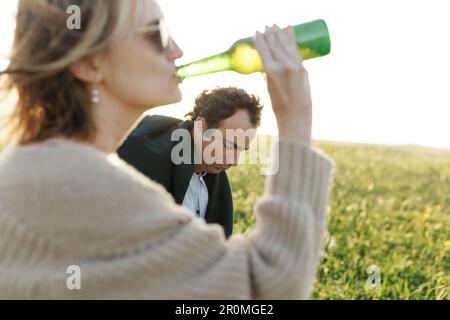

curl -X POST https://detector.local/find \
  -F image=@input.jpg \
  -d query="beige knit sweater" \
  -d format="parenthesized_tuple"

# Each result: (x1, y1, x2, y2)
(0, 137, 333, 299)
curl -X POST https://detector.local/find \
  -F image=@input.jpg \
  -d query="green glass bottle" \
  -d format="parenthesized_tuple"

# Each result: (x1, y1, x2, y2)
(176, 19, 331, 79)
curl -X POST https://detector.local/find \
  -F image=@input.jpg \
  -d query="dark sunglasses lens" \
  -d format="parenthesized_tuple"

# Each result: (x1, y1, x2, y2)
(148, 33, 164, 52)
(143, 20, 170, 52)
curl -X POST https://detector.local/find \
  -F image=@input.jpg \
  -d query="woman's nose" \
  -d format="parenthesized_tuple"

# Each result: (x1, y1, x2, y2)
(167, 37, 183, 60)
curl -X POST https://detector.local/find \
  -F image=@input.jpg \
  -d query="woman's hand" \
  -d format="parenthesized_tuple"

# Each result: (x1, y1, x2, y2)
(254, 25, 312, 145)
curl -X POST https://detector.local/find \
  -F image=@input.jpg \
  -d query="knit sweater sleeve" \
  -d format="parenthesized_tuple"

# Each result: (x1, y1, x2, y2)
(0, 138, 333, 299)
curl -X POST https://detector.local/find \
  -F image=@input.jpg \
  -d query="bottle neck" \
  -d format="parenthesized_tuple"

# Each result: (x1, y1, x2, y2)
(176, 51, 231, 79)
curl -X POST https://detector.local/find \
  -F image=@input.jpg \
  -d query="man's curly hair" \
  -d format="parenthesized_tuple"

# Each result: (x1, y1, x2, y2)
(186, 87, 263, 129)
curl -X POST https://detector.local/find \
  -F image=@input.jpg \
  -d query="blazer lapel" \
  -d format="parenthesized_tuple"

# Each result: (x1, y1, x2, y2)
(172, 162, 193, 204)
(171, 127, 195, 204)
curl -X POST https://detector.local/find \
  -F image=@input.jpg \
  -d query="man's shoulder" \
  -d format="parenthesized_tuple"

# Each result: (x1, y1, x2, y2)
(117, 115, 194, 179)
(118, 115, 182, 155)
(130, 115, 190, 140)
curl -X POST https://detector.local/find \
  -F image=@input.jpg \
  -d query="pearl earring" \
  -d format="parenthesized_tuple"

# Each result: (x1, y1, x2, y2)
(91, 87, 100, 104)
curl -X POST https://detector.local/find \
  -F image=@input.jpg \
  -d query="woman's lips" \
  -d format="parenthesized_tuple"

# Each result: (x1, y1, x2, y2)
(174, 75, 183, 83)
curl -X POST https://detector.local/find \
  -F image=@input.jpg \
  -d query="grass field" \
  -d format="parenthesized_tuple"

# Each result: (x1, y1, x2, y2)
(228, 139, 450, 300)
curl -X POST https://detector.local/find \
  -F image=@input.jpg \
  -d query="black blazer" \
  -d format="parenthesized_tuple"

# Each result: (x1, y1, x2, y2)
(117, 115, 234, 238)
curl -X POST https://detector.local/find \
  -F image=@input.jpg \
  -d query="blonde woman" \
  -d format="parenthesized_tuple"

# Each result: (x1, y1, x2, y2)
(0, 0, 333, 299)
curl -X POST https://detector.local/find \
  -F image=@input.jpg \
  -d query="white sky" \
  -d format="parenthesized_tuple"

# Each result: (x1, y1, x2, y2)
(1, 0, 449, 149)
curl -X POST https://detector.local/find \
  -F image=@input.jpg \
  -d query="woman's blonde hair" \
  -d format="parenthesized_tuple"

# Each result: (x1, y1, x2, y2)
(0, 0, 143, 145)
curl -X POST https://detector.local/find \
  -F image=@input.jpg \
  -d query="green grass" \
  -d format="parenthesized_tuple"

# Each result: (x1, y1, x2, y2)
(228, 139, 450, 300)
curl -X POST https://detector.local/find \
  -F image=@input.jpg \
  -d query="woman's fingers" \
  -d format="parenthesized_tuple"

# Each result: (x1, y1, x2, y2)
(253, 31, 274, 69)
(281, 26, 303, 64)
(264, 26, 280, 63)
(273, 25, 303, 67)
(261, 25, 302, 70)
(254, 25, 312, 143)
(255, 24, 308, 78)
(270, 25, 294, 67)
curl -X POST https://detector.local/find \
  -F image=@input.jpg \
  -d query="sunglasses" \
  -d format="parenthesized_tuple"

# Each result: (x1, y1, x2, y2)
(137, 19, 170, 53)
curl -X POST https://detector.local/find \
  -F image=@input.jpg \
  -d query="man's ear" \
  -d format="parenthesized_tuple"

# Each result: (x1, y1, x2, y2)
(69, 55, 103, 83)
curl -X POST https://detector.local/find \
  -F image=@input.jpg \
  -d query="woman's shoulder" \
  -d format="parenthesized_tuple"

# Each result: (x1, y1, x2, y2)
(0, 137, 169, 197)
(0, 138, 190, 257)
(0, 138, 98, 180)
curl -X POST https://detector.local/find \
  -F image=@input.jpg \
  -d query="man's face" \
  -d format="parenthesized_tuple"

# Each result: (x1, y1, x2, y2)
(198, 109, 256, 174)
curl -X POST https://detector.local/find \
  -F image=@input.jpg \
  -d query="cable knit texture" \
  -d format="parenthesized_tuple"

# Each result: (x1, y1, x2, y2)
(0, 138, 333, 299)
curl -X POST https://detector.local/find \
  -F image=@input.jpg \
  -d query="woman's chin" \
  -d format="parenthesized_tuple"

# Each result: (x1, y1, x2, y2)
(173, 87, 183, 102)
(165, 88, 183, 105)
(141, 93, 182, 110)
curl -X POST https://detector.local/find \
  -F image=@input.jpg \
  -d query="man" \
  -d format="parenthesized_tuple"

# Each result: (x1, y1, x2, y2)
(117, 87, 263, 238)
